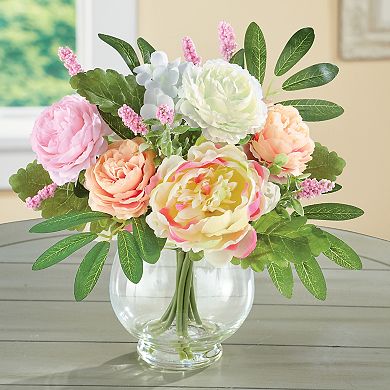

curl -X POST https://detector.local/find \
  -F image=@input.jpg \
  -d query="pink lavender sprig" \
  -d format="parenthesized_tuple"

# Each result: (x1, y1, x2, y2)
(156, 104, 174, 126)
(182, 36, 202, 65)
(118, 104, 148, 135)
(297, 178, 335, 199)
(25, 183, 58, 210)
(58, 46, 83, 76)
(218, 21, 237, 61)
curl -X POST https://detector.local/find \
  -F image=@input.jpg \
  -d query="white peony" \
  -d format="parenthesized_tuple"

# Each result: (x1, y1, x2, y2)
(176, 60, 268, 144)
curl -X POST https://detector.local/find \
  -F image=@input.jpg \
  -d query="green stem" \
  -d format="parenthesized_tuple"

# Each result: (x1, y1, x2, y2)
(182, 260, 193, 335)
(190, 275, 202, 325)
(150, 249, 203, 349)
(176, 255, 191, 336)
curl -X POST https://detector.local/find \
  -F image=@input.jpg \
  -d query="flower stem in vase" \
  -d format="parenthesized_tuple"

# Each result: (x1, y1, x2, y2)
(149, 249, 203, 359)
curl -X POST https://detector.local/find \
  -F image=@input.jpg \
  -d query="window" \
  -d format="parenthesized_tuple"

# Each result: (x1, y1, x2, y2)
(0, 0, 137, 189)
(0, 0, 76, 107)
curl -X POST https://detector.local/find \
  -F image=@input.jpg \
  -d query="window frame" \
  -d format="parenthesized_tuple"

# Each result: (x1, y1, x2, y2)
(0, 0, 138, 189)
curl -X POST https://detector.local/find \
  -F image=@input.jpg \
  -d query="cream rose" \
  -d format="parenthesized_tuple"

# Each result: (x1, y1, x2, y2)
(85, 138, 155, 219)
(250, 104, 315, 176)
(176, 60, 268, 144)
(146, 142, 279, 266)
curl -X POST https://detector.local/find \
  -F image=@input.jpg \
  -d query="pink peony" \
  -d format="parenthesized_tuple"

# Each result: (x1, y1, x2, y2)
(84, 138, 156, 219)
(31, 95, 111, 185)
(250, 104, 315, 176)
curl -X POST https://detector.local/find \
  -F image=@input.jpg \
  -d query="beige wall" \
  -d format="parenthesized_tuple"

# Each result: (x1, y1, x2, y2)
(1, 0, 389, 240)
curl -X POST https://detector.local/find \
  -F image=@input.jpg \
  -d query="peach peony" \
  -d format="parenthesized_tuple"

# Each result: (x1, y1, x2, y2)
(146, 142, 280, 266)
(250, 104, 315, 176)
(85, 138, 156, 219)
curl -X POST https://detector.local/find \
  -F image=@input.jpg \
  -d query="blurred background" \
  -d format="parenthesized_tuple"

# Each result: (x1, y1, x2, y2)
(0, 0, 389, 239)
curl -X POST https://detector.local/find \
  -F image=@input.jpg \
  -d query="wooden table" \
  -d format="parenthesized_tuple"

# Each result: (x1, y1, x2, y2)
(0, 220, 389, 390)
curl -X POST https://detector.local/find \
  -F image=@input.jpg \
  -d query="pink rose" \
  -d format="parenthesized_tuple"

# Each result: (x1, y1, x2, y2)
(85, 138, 156, 219)
(250, 104, 315, 176)
(31, 95, 110, 185)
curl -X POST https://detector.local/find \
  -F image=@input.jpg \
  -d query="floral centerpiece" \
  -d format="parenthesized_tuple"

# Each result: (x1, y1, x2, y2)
(9, 21, 364, 370)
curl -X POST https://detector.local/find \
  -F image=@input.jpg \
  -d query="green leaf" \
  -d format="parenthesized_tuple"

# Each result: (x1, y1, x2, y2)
(90, 218, 113, 234)
(117, 231, 143, 283)
(301, 203, 364, 221)
(70, 69, 144, 115)
(282, 63, 339, 91)
(74, 241, 110, 301)
(277, 99, 344, 121)
(40, 184, 90, 220)
(327, 183, 342, 194)
(98, 33, 140, 71)
(30, 211, 110, 233)
(137, 37, 155, 63)
(188, 250, 204, 262)
(304, 142, 346, 181)
(9, 160, 51, 202)
(244, 22, 266, 84)
(247, 215, 332, 273)
(245, 217, 312, 271)
(274, 153, 288, 166)
(291, 198, 304, 216)
(274, 27, 315, 76)
(323, 231, 362, 270)
(295, 257, 327, 300)
(229, 49, 245, 68)
(32, 232, 97, 270)
(99, 110, 134, 139)
(298, 224, 330, 256)
(268, 263, 293, 298)
(132, 216, 165, 264)
(160, 127, 173, 157)
(74, 175, 89, 198)
(252, 210, 285, 233)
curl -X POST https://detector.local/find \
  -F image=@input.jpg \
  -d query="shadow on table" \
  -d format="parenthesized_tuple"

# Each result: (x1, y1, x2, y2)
(10, 351, 207, 387)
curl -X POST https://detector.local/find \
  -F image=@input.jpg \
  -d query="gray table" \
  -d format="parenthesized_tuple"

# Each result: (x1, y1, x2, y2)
(0, 220, 389, 390)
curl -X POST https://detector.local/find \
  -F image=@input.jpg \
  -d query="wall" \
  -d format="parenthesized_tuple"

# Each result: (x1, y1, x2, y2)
(1, 0, 389, 240)
(139, 0, 390, 239)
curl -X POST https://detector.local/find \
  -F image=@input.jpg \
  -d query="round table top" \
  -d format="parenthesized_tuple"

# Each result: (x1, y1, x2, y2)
(0, 219, 389, 390)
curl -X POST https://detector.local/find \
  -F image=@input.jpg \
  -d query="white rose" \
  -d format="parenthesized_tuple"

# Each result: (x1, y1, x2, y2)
(176, 60, 268, 144)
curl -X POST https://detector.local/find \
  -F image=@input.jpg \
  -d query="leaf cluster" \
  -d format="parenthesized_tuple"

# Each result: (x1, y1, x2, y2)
(233, 205, 363, 300)
(233, 24, 343, 121)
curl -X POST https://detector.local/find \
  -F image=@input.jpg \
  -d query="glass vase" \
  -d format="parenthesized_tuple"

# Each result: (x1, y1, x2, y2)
(109, 245, 254, 370)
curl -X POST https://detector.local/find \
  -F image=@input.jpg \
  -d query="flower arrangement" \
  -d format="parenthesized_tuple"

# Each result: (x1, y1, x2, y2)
(9, 21, 364, 366)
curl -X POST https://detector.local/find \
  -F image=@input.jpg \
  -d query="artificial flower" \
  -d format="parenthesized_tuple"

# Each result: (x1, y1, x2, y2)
(133, 51, 186, 120)
(250, 104, 315, 176)
(31, 95, 110, 185)
(146, 142, 278, 266)
(84, 138, 156, 219)
(297, 178, 335, 199)
(176, 60, 268, 144)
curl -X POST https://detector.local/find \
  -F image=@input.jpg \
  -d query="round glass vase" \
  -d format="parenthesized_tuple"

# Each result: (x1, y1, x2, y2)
(110, 245, 254, 371)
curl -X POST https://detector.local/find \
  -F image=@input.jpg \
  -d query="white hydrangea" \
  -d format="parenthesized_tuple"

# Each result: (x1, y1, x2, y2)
(176, 60, 268, 144)
(133, 51, 187, 120)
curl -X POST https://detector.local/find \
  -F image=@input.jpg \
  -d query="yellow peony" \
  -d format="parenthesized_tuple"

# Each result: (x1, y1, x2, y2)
(146, 142, 279, 266)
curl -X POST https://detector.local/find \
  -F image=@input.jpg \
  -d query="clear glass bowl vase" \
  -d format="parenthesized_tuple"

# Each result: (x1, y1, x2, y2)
(110, 245, 254, 370)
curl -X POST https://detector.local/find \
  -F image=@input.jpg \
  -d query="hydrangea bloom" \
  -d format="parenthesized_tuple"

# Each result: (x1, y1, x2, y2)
(133, 51, 186, 120)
